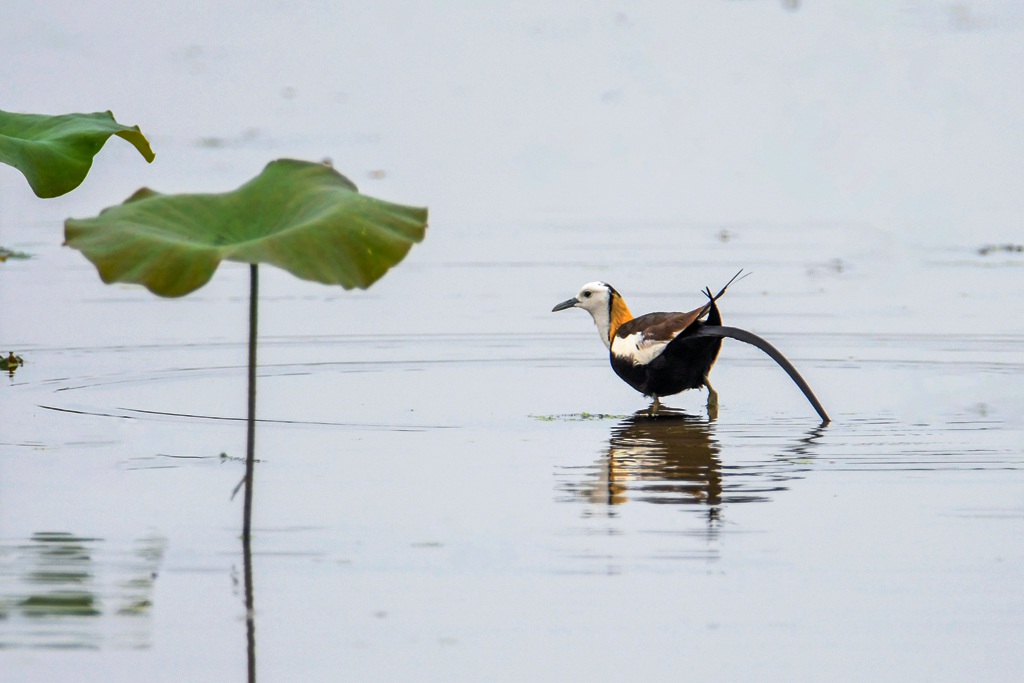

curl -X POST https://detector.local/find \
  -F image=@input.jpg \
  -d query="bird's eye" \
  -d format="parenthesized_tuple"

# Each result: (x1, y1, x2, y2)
(582, 291, 592, 298)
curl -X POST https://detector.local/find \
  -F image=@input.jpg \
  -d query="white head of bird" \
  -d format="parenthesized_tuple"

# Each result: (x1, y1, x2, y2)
(551, 282, 633, 350)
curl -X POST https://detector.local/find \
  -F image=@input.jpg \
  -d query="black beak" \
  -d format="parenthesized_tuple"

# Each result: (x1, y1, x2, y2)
(552, 297, 578, 312)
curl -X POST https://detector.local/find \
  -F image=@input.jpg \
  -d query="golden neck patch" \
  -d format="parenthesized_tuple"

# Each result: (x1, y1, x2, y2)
(608, 293, 633, 343)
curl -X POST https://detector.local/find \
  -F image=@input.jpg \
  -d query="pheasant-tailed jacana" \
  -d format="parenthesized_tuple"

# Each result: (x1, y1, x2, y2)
(552, 271, 830, 423)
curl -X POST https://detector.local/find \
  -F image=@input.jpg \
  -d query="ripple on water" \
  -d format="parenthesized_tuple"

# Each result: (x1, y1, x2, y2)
(550, 403, 1023, 573)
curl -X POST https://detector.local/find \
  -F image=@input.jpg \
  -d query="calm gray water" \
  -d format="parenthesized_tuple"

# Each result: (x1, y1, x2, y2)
(3, 2, 1023, 681)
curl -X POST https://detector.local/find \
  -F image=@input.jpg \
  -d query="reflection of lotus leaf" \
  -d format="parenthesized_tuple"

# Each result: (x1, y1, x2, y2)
(0, 110, 153, 198)
(64, 159, 428, 297)
(19, 593, 101, 618)
(2, 531, 167, 648)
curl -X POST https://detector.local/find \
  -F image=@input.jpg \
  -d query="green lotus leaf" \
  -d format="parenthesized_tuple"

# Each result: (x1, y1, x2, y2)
(64, 159, 428, 297)
(0, 109, 154, 198)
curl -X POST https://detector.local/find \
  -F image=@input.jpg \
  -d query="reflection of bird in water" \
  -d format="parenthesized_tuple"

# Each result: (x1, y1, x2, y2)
(563, 409, 827, 515)
(582, 408, 722, 509)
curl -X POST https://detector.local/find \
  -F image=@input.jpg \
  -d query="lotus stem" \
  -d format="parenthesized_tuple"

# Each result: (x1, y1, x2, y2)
(243, 262, 258, 683)
(244, 262, 258, 537)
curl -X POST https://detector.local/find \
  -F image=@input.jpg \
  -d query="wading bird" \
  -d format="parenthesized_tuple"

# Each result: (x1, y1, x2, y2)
(552, 272, 830, 423)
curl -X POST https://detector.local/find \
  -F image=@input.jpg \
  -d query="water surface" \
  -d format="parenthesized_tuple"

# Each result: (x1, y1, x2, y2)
(3, 2, 1024, 681)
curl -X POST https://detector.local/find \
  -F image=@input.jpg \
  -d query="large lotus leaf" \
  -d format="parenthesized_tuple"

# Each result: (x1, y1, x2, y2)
(0, 110, 154, 198)
(64, 159, 428, 297)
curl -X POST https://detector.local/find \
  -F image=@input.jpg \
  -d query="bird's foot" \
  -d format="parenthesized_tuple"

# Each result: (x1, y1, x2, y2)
(647, 396, 662, 417)
(704, 378, 719, 421)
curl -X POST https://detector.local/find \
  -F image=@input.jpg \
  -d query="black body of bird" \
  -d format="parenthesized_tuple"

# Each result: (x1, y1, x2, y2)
(610, 295, 725, 398)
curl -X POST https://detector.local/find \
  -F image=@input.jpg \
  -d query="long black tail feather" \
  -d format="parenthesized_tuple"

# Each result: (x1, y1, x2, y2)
(693, 324, 831, 424)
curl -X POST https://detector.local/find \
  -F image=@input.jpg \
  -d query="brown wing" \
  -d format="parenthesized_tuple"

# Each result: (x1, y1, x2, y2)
(613, 270, 744, 343)
(615, 307, 706, 343)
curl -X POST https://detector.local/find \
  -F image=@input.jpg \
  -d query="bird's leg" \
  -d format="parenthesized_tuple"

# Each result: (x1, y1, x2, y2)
(703, 376, 719, 407)
(704, 376, 719, 420)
